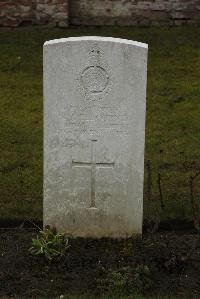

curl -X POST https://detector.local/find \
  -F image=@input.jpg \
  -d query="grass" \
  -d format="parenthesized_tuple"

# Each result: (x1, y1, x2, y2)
(0, 26, 200, 223)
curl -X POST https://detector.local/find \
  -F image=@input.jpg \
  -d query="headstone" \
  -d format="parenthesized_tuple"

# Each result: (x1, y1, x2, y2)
(44, 36, 148, 238)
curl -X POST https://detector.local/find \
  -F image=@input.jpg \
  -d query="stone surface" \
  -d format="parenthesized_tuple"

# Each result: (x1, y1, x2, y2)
(69, 0, 200, 26)
(0, 0, 200, 27)
(69, 0, 200, 27)
(0, 0, 68, 27)
(43, 36, 148, 238)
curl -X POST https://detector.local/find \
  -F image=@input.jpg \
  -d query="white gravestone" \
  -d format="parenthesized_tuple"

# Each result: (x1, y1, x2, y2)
(44, 36, 148, 238)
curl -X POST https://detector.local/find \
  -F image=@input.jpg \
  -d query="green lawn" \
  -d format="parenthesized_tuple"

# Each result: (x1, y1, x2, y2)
(0, 26, 200, 223)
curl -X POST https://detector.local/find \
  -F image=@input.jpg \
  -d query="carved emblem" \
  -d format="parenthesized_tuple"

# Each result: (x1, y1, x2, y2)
(77, 44, 112, 101)
(81, 66, 109, 94)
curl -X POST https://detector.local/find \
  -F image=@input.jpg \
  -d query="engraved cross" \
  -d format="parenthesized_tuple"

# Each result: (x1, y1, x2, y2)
(72, 140, 114, 208)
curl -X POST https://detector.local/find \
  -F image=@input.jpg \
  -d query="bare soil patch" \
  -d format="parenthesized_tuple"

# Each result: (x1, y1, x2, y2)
(0, 228, 200, 298)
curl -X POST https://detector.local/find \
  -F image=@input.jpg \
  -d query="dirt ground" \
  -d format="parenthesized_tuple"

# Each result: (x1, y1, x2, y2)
(0, 226, 200, 298)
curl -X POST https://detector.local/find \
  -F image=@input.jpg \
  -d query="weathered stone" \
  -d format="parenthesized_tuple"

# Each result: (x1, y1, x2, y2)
(54, 12, 67, 20)
(0, 1, 200, 28)
(0, 0, 68, 27)
(69, 0, 200, 27)
(43, 36, 148, 238)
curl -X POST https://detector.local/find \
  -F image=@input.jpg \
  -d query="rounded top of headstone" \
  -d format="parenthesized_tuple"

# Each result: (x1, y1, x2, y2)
(44, 36, 148, 49)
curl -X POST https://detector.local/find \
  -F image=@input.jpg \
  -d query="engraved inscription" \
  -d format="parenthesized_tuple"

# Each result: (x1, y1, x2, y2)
(81, 66, 109, 93)
(59, 104, 130, 137)
(72, 140, 115, 208)
(59, 105, 130, 138)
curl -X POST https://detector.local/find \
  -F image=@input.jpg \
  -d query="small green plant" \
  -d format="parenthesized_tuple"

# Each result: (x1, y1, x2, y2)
(133, 265, 153, 292)
(29, 226, 70, 261)
(97, 265, 153, 295)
